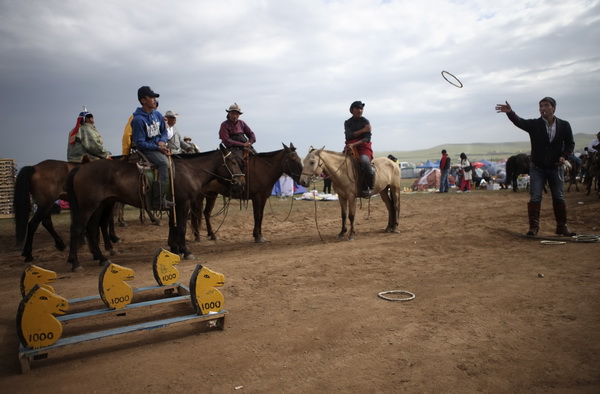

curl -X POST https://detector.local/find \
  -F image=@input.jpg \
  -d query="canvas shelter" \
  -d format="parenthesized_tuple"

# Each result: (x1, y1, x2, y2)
(412, 168, 441, 191)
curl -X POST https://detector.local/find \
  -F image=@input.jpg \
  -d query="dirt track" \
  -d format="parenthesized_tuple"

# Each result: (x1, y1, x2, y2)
(1, 187, 599, 393)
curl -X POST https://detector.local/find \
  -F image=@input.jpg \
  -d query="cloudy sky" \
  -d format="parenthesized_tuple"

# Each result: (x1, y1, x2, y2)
(1, 0, 599, 168)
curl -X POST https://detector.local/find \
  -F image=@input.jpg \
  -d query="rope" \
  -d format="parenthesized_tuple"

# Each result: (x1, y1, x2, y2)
(268, 193, 295, 222)
(378, 290, 415, 302)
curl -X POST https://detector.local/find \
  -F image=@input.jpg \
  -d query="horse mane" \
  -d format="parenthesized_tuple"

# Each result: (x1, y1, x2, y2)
(255, 149, 285, 158)
(171, 149, 219, 159)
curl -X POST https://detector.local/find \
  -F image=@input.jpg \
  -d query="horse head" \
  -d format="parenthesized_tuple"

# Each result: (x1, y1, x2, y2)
(219, 144, 246, 194)
(17, 285, 69, 348)
(299, 147, 325, 187)
(152, 248, 181, 286)
(282, 142, 304, 183)
(99, 263, 135, 309)
(21, 264, 57, 297)
(190, 264, 225, 315)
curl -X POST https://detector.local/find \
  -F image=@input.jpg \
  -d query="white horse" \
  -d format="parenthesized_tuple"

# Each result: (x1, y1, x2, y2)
(299, 147, 401, 239)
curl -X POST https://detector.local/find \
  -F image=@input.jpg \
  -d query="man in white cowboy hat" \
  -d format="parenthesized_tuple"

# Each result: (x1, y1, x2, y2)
(219, 103, 257, 169)
(164, 110, 195, 154)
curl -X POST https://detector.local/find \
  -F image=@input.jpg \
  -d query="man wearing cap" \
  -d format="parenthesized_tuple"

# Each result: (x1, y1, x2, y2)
(344, 100, 375, 196)
(67, 111, 110, 163)
(131, 86, 174, 208)
(495, 97, 576, 236)
(165, 110, 194, 155)
(219, 103, 256, 168)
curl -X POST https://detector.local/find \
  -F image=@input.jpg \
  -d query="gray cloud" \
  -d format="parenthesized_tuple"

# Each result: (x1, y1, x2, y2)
(1, 0, 599, 167)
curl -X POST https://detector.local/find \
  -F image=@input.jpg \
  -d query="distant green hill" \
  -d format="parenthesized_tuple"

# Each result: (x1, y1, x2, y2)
(378, 133, 594, 165)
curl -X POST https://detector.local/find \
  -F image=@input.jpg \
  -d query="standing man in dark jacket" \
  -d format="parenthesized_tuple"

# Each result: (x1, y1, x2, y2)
(495, 97, 575, 236)
(438, 149, 451, 193)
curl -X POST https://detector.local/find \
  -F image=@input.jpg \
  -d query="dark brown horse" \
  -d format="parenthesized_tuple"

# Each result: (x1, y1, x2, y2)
(192, 143, 303, 243)
(66, 146, 244, 271)
(13, 160, 77, 261)
(13, 160, 120, 262)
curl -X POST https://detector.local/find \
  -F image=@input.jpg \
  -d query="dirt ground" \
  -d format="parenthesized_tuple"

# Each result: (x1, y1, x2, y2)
(0, 185, 599, 393)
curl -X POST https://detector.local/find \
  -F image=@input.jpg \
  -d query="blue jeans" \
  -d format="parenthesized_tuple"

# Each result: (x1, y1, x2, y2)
(359, 154, 374, 175)
(143, 150, 170, 183)
(529, 163, 564, 204)
(439, 169, 449, 192)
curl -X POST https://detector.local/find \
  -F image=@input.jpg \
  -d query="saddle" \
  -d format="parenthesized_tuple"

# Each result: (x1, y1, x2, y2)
(128, 151, 174, 210)
(344, 146, 375, 198)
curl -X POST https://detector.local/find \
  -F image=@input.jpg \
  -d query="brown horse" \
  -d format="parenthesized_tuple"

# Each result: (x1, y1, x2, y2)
(66, 146, 244, 271)
(299, 147, 401, 240)
(192, 143, 303, 243)
(13, 160, 120, 262)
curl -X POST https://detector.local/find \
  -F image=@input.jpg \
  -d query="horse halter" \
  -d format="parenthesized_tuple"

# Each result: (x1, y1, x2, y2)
(300, 156, 324, 183)
(222, 151, 245, 184)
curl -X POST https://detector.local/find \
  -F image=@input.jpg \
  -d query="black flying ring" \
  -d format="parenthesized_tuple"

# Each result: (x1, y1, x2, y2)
(441, 71, 463, 88)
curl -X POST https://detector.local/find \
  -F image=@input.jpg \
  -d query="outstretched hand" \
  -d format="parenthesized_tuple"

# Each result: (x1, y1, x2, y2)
(495, 101, 512, 113)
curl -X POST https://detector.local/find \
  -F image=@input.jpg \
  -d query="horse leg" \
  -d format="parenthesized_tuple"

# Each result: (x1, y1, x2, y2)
(191, 200, 202, 242)
(204, 197, 218, 241)
(253, 197, 267, 243)
(86, 207, 111, 265)
(147, 208, 161, 226)
(338, 198, 348, 239)
(380, 189, 397, 233)
(41, 214, 67, 251)
(177, 201, 195, 260)
(21, 207, 52, 262)
(348, 198, 357, 240)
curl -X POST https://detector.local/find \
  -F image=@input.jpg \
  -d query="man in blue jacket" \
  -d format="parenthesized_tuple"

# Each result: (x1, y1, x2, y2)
(495, 97, 575, 236)
(132, 86, 174, 209)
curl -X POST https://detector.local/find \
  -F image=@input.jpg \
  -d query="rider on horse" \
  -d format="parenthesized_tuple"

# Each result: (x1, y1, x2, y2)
(344, 100, 374, 196)
(218, 103, 257, 172)
(67, 109, 110, 163)
(131, 86, 174, 209)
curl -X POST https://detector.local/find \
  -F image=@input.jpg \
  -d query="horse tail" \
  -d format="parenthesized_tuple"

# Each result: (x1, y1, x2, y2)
(14, 166, 35, 245)
(66, 166, 80, 226)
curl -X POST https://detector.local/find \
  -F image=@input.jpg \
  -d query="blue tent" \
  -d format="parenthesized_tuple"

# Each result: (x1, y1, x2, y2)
(271, 180, 307, 196)
(417, 160, 438, 169)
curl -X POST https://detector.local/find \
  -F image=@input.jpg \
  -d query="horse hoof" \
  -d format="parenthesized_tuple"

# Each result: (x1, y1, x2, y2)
(72, 265, 84, 272)
(184, 254, 196, 260)
(99, 259, 112, 266)
(109, 249, 118, 256)
(254, 237, 266, 243)
(152, 221, 162, 226)
(210, 236, 218, 241)
(56, 243, 66, 251)
(23, 256, 34, 263)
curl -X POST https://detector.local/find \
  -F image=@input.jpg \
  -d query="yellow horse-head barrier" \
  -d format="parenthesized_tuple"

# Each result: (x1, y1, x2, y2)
(17, 285, 69, 348)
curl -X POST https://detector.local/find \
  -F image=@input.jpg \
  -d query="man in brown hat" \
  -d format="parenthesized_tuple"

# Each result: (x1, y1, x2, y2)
(219, 103, 257, 169)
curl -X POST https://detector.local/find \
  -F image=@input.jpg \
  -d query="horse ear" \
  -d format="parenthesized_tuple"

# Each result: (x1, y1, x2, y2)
(219, 144, 227, 155)
(289, 142, 296, 151)
(309, 146, 314, 153)
(282, 142, 289, 151)
(320, 146, 325, 151)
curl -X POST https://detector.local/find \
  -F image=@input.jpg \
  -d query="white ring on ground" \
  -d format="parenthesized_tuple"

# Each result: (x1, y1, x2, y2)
(441, 70, 463, 88)
(378, 290, 415, 302)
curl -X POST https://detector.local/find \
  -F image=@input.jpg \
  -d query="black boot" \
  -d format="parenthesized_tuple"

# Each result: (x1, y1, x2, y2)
(151, 181, 174, 210)
(526, 202, 540, 236)
(553, 202, 575, 236)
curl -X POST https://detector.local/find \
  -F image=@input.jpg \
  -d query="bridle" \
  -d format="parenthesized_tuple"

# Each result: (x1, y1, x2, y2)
(222, 151, 245, 185)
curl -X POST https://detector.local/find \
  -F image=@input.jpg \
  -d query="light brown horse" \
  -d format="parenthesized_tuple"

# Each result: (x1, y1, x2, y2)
(66, 146, 244, 271)
(299, 147, 401, 240)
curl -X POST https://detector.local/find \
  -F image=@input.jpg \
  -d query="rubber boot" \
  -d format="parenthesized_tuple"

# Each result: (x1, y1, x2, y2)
(361, 169, 375, 198)
(526, 202, 540, 236)
(159, 181, 175, 209)
(553, 202, 575, 236)
(152, 181, 174, 210)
